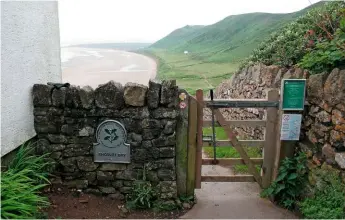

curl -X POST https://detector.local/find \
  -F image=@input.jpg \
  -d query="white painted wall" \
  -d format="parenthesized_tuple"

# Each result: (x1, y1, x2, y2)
(1, 1, 62, 156)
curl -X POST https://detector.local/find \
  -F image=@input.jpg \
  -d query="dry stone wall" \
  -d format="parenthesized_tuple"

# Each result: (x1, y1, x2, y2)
(32, 80, 179, 201)
(213, 64, 345, 172)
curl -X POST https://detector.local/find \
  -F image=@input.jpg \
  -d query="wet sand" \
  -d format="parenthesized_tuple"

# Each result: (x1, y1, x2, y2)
(61, 47, 156, 88)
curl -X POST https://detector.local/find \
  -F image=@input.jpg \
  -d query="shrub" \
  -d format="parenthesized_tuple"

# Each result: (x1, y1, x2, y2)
(1, 142, 52, 219)
(126, 181, 157, 210)
(261, 152, 308, 209)
(241, 2, 345, 73)
(299, 165, 345, 219)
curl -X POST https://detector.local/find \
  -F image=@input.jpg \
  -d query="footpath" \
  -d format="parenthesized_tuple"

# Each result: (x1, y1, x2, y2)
(181, 161, 297, 219)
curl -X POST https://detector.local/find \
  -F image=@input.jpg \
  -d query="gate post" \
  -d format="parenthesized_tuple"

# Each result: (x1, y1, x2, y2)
(195, 89, 204, 189)
(186, 96, 198, 196)
(262, 89, 279, 188)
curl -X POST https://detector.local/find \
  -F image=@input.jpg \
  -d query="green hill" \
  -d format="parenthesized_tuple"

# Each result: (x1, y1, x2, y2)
(150, 1, 325, 63)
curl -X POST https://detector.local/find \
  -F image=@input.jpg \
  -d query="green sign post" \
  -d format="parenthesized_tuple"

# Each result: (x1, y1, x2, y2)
(281, 79, 306, 110)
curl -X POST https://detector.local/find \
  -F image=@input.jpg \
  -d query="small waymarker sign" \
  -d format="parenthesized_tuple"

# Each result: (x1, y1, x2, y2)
(281, 79, 306, 110)
(280, 114, 302, 140)
(94, 120, 130, 163)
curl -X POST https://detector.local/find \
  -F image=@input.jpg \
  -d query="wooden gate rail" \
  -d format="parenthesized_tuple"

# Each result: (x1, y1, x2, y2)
(194, 89, 279, 189)
(203, 140, 265, 147)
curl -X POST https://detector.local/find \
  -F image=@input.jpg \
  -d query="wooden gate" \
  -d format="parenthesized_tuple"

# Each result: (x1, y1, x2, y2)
(187, 89, 280, 189)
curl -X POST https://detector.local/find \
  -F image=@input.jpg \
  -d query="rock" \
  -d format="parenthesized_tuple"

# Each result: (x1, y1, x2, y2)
(60, 157, 77, 172)
(47, 134, 68, 144)
(78, 126, 94, 137)
(335, 153, 345, 169)
(315, 111, 331, 123)
(147, 80, 161, 109)
(131, 148, 148, 163)
(119, 186, 131, 193)
(152, 133, 176, 147)
(150, 108, 178, 119)
(64, 144, 91, 157)
(330, 130, 345, 151)
(324, 68, 345, 106)
(97, 171, 114, 181)
(108, 192, 125, 200)
(52, 87, 66, 107)
(50, 144, 66, 151)
(33, 84, 53, 107)
(159, 147, 175, 158)
(35, 138, 50, 154)
(63, 180, 88, 189)
(155, 158, 175, 169)
(76, 157, 99, 171)
(128, 133, 143, 143)
(95, 81, 124, 109)
(121, 107, 149, 119)
(307, 73, 328, 104)
(146, 171, 159, 183)
(160, 80, 178, 107)
(309, 106, 320, 117)
(112, 180, 123, 189)
(85, 188, 102, 196)
(157, 169, 176, 180)
(65, 86, 83, 108)
(78, 197, 89, 203)
(51, 152, 62, 159)
(322, 143, 336, 164)
(99, 187, 116, 194)
(183, 203, 191, 209)
(34, 123, 59, 134)
(124, 83, 148, 106)
(99, 164, 127, 171)
(141, 119, 162, 129)
(163, 121, 176, 135)
(85, 172, 97, 183)
(79, 86, 94, 109)
(142, 129, 161, 140)
(116, 169, 142, 180)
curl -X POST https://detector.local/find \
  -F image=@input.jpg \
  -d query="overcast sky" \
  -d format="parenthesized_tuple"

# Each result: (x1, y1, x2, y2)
(58, 0, 321, 46)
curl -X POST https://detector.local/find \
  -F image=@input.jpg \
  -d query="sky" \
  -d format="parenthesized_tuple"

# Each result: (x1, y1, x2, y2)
(58, 0, 321, 46)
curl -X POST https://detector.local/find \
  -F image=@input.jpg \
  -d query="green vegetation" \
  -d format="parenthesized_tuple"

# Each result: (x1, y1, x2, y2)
(261, 153, 345, 219)
(141, 49, 237, 94)
(1, 142, 52, 219)
(203, 127, 261, 173)
(242, 1, 345, 74)
(150, 2, 325, 64)
(299, 166, 345, 219)
(261, 153, 308, 210)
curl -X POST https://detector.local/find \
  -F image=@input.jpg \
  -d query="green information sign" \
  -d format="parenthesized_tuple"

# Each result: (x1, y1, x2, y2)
(281, 79, 306, 110)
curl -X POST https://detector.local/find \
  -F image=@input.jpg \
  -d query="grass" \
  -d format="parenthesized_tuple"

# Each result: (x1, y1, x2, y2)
(1, 142, 52, 219)
(141, 49, 238, 95)
(203, 127, 262, 174)
(149, 2, 324, 64)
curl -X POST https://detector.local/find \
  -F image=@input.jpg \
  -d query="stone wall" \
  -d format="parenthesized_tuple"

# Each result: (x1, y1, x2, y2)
(32, 80, 179, 201)
(213, 64, 345, 172)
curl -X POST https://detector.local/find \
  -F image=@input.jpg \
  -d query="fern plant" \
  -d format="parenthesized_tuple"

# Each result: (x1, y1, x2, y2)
(261, 152, 308, 209)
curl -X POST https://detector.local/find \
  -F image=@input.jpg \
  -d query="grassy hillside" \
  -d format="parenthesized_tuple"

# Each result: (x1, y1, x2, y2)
(141, 1, 333, 94)
(150, 2, 325, 63)
(151, 25, 204, 49)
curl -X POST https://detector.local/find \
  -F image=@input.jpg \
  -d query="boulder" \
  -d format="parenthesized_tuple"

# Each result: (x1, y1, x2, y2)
(94, 81, 124, 109)
(147, 80, 161, 109)
(33, 84, 53, 107)
(124, 83, 148, 106)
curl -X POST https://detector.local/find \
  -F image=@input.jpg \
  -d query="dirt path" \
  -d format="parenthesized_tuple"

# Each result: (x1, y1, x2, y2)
(181, 153, 297, 219)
